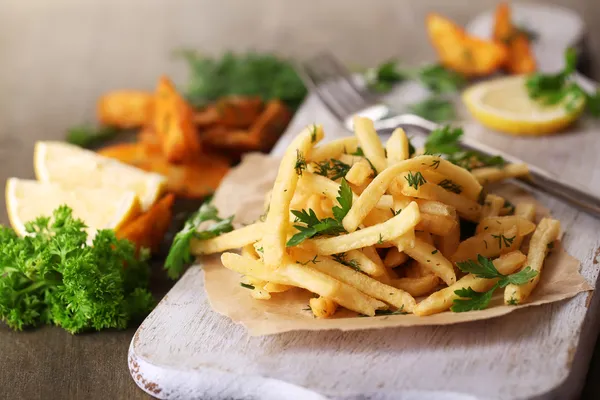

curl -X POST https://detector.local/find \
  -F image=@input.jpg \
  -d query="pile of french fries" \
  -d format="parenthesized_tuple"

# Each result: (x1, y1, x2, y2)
(427, 2, 536, 76)
(97, 76, 292, 199)
(192, 117, 560, 318)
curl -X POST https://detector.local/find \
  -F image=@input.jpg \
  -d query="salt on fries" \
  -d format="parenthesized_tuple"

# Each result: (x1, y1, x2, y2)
(191, 117, 560, 318)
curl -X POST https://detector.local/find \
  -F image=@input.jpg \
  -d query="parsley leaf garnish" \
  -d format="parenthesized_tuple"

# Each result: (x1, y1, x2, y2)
(404, 171, 426, 190)
(0, 206, 154, 333)
(408, 97, 456, 122)
(424, 125, 463, 155)
(313, 159, 351, 181)
(438, 179, 462, 194)
(287, 179, 352, 246)
(240, 283, 255, 290)
(332, 253, 362, 271)
(165, 202, 234, 279)
(451, 255, 538, 312)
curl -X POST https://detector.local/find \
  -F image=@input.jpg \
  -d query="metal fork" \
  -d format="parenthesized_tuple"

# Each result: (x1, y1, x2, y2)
(297, 52, 600, 219)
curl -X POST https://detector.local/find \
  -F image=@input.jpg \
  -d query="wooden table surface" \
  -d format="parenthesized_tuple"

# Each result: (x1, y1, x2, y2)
(3, 1, 600, 399)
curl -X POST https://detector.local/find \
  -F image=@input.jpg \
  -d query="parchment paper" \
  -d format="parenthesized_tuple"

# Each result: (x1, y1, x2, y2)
(202, 153, 593, 336)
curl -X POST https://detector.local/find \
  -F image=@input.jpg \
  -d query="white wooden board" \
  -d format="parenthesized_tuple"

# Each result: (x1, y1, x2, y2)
(128, 89, 600, 399)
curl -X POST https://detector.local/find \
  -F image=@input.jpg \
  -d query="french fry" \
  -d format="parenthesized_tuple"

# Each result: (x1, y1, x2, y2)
(480, 194, 505, 219)
(117, 194, 175, 253)
(345, 159, 374, 186)
(400, 238, 456, 286)
(414, 251, 526, 316)
(97, 91, 153, 128)
(504, 218, 561, 304)
(193, 223, 265, 255)
(294, 252, 416, 312)
(263, 282, 293, 293)
(437, 214, 460, 259)
(394, 230, 416, 252)
(281, 261, 386, 316)
(360, 246, 390, 282)
(221, 253, 295, 286)
(401, 182, 481, 222)
(383, 247, 409, 268)
(241, 243, 260, 260)
(262, 124, 324, 268)
(471, 163, 529, 185)
(476, 216, 536, 236)
(417, 213, 458, 236)
(353, 116, 387, 174)
(515, 203, 536, 221)
(427, 13, 508, 77)
(309, 297, 338, 318)
(305, 202, 420, 255)
(343, 155, 482, 231)
(153, 76, 202, 163)
(385, 128, 410, 165)
(451, 226, 519, 262)
(251, 288, 272, 300)
(415, 200, 456, 218)
(346, 249, 387, 277)
(338, 154, 364, 166)
(390, 275, 440, 297)
(309, 137, 359, 162)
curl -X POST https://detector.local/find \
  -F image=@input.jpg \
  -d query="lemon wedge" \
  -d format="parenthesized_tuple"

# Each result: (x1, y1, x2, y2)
(34, 141, 166, 211)
(6, 178, 141, 238)
(462, 75, 585, 136)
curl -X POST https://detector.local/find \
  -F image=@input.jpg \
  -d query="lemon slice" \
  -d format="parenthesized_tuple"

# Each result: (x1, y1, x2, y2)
(462, 75, 585, 136)
(34, 141, 166, 211)
(6, 178, 141, 238)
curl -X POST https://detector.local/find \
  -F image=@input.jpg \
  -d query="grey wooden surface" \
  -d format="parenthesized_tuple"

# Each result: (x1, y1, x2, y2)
(2, 0, 600, 399)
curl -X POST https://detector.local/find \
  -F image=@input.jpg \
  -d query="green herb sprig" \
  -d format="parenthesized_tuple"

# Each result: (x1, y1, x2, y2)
(313, 159, 351, 181)
(287, 179, 352, 247)
(66, 125, 122, 148)
(0, 206, 154, 333)
(451, 255, 537, 312)
(165, 202, 234, 279)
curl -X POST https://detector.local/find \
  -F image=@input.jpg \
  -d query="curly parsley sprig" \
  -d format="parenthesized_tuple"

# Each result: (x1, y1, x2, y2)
(0, 206, 154, 333)
(451, 255, 538, 312)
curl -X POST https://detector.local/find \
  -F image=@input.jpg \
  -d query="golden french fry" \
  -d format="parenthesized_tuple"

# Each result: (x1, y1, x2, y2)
(390, 275, 440, 297)
(221, 253, 295, 286)
(401, 182, 481, 222)
(437, 215, 461, 259)
(343, 155, 482, 231)
(309, 137, 359, 162)
(263, 282, 293, 293)
(338, 154, 364, 166)
(346, 249, 387, 277)
(417, 213, 458, 236)
(307, 194, 327, 220)
(451, 226, 519, 262)
(476, 216, 536, 236)
(192, 223, 265, 255)
(353, 116, 387, 174)
(385, 128, 410, 165)
(471, 163, 530, 184)
(394, 229, 416, 252)
(241, 243, 260, 260)
(415, 200, 456, 218)
(294, 252, 416, 312)
(480, 194, 505, 219)
(504, 218, 561, 304)
(515, 203, 536, 221)
(263, 124, 324, 268)
(383, 247, 409, 268)
(345, 159, 373, 186)
(305, 202, 421, 255)
(400, 238, 456, 286)
(241, 275, 267, 288)
(251, 288, 272, 300)
(309, 297, 338, 318)
(414, 251, 526, 316)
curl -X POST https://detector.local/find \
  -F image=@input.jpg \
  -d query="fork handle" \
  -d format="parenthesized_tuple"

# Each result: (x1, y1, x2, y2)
(460, 137, 600, 219)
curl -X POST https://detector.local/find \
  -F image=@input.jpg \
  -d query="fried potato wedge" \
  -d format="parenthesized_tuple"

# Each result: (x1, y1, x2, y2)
(153, 76, 202, 163)
(117, 194, 175, 253)
(98, 91, 153, 128)
(493, 2, 536, 74)
(427, 13, 508, 77)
